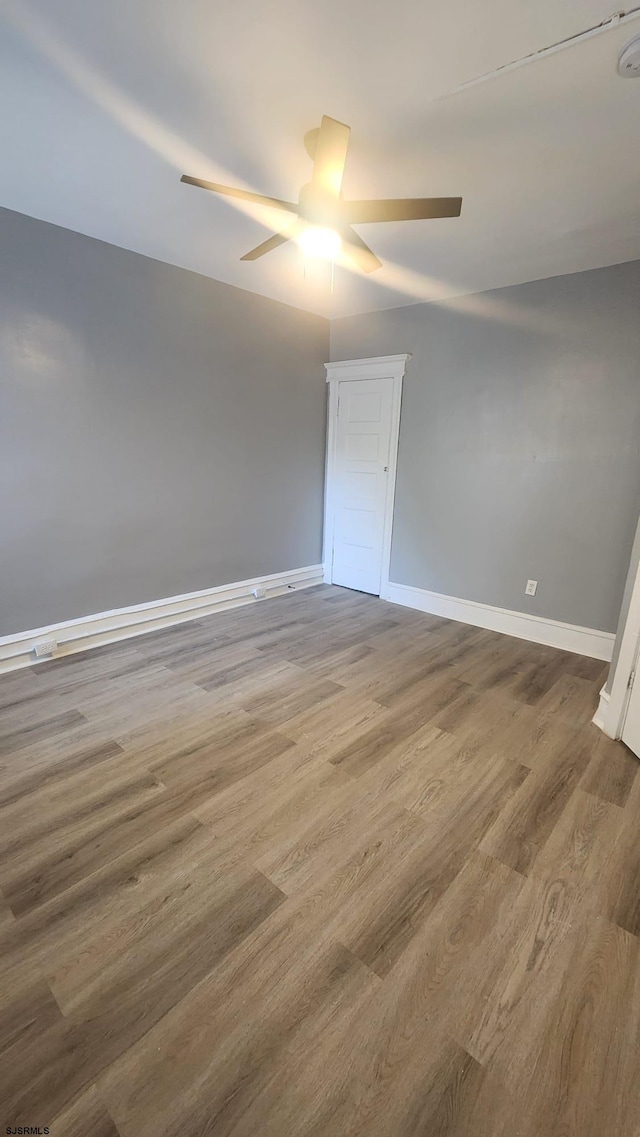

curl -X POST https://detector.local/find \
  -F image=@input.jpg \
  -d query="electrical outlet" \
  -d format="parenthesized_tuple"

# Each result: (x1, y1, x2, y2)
(525, 579, 538, 597)
(33, 639, 57, 658)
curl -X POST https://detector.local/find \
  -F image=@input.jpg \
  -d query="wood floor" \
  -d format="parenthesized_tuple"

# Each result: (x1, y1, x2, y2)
(1, 584, 639, 1136)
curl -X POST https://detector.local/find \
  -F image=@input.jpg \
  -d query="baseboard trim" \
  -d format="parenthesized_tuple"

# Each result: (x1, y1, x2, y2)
(0, 564, 324, 675)
(384, 581, 615, 661)
(592, 684, 615, 734)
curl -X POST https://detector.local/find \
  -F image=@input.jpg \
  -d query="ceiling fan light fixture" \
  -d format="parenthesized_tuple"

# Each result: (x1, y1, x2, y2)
(181, 114, 462, 273)
(297, 225, 342, 261)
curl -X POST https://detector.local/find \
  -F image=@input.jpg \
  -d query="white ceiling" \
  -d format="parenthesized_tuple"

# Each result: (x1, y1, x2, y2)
(1, 0, 640, 318)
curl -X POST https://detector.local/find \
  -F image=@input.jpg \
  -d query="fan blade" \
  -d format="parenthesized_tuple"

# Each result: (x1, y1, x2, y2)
(240, 223, 301, 261)
(345, 197, 462, 223)
(342, 227, 382, 273)
(312, 116, 351, 196)
(181, 175, 297, 214)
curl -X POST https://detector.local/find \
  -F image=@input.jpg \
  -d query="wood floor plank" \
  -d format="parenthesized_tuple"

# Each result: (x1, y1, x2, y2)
(327, 710, 430, 778)
(195, 750, 351, 873)
(275, 686, 389, 753)
(231, 1007, 508, 1137)
(580, 733, 639, 806)
(327, 678, 466, 779)
(98, 913, 381, 1137)
(25, 645, 152, 702)
(240, 669, 344, 726)
(0, 890, 15, 929)
(0, 669, 41, 711)
(536, 671, 602, 727)
(600, 773, 640, 937)
(0, 739, 125, 808)
(0, 816, 210, 1006)
(510, 917, 640, 1137)
(256, 788, 413, 897)
(49, 1085, 121, 1137)
(151, 724, 296, 795)
(52, 866, 284, 1024)
(340, 761, 529, 977)
(530, 786, 621, 910)
(0, 765, 169, 914)
(377, 850, 525, 1030)
(480, 732, 591, 874)
(112, 702, 258, 769)
(450, 870, 589, 1071)
(0, 720, 119, 786)
(0, 585, 637, 1136)
(0, 709, 86, 757)
(78, 666, 215, 733)
(0, 870, 284, 1126)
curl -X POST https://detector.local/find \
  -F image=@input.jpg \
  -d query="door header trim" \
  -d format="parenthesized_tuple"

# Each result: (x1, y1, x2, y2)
(325, 354, 411, 382)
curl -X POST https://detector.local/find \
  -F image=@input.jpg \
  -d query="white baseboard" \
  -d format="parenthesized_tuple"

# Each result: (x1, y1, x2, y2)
(385, 581, 615, 662)
(592, 684, 615, 734)
(0, 564, 324, 676)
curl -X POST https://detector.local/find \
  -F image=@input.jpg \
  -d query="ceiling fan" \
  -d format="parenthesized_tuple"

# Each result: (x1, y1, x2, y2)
(181, 115, 462, 273)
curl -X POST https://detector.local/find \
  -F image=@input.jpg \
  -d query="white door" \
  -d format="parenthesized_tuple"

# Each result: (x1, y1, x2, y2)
(330, 377, 394, 595)
(622, 666, 640, 757)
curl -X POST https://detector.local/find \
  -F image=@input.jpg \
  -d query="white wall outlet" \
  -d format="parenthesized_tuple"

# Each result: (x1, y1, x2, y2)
(33, 639, 57, 658)
(525, 579, 538, 597)
(252, 586, 267, 600)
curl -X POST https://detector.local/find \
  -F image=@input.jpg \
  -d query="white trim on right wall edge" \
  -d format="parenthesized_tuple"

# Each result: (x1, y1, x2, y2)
(385, 581, 614, 661)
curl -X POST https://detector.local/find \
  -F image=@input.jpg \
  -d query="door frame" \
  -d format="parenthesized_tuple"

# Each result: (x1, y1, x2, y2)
(597, 548, 640, 739)
(323, 354, 410, 599)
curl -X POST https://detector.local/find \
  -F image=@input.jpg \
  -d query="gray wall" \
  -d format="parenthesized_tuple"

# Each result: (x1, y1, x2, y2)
(332, 261, 640, 633)
(0, 207, 329, 635)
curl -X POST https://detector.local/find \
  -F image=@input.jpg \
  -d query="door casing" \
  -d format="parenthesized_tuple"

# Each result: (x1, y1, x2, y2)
(323, 354, 409, 599)
(598, 546, 640, 742)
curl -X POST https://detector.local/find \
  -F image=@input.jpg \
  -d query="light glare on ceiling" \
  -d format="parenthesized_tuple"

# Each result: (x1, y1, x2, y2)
(297, 226, 342, 260)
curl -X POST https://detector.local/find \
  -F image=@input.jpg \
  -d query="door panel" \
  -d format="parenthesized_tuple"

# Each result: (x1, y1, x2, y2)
(331, 377, 394, 595)
(345, 433, 381, 462)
